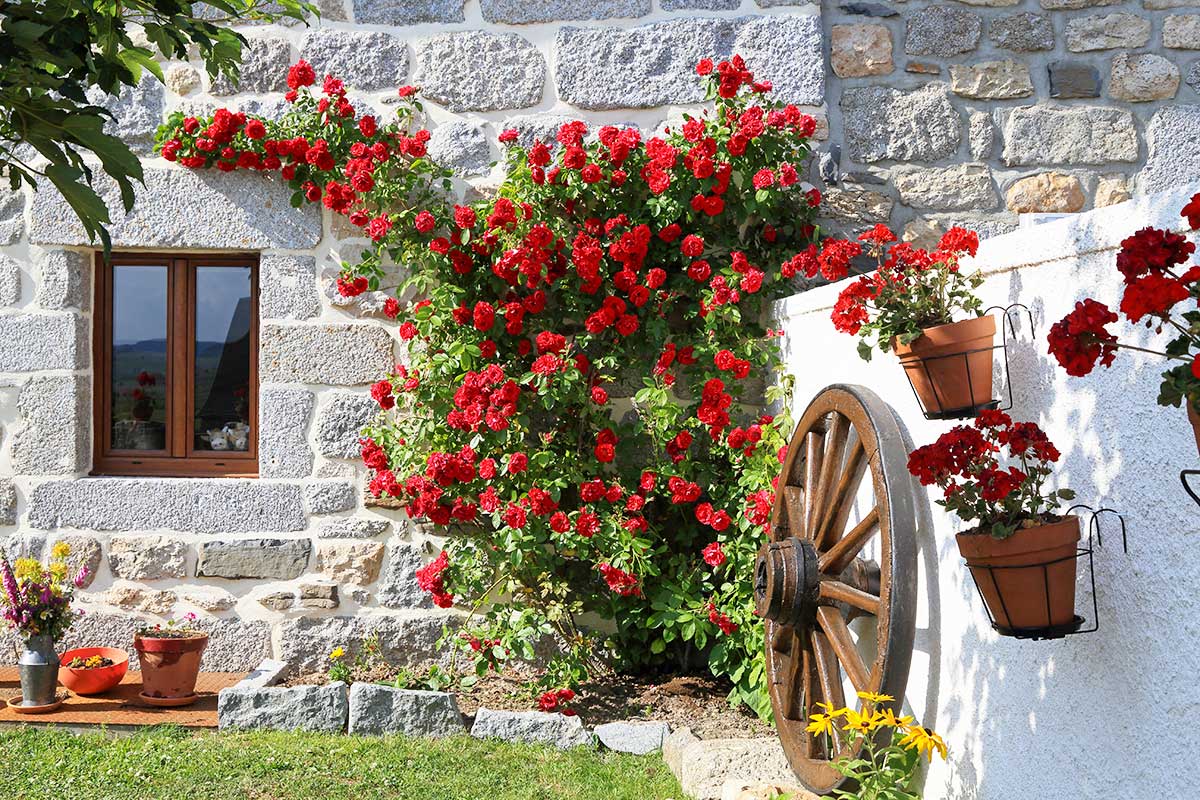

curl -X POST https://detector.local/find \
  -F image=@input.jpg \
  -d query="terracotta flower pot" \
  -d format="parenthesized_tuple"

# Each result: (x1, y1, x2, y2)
(893, 315, 997, 417)
(1188, 402, 1200, 459)
(134, 633, 208, 702)
(59, 647, 129, 695)
(956, 516, 1081, 632)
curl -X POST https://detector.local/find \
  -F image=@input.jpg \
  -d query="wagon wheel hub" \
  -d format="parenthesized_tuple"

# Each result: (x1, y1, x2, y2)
(754, 538, 819, 626)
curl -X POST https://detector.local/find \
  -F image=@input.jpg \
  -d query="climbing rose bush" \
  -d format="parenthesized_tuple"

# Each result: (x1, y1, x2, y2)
(1047, 193, 1200, 413)
(156, 55, 822, 716)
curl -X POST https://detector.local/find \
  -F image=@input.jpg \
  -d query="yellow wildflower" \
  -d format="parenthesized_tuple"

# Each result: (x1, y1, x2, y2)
(842, 708, 883, 734)
(51, 541, 71, 560)
(815, 700, 848, 718)
(857, 690, 895, 705)
(49, 561, 68, 583)
(806, 711, 836, 737)
(878, 708, 914, 729)
(898, 725, 948, 761)
(330, 647, 345, 660)
(13, 558, 41, 582)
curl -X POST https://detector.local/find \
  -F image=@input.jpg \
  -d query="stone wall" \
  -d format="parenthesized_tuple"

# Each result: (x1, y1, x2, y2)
(1, 0, 1199, 673)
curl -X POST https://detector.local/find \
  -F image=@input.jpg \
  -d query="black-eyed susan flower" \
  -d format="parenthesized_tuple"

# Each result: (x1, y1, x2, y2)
(856, 690, 895, 705)
(898, 725, 948, 760)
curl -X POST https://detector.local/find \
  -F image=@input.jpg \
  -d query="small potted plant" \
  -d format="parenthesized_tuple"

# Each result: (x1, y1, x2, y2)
(133, 613, 208, 706)
(1047, 192, 1200, 457)
(59, 647, 129, 695)
(807, 690, 946, 799)
(907, 410, 1080, 633)
(0, 543, 89, 708)
(813, 224, 991, 417)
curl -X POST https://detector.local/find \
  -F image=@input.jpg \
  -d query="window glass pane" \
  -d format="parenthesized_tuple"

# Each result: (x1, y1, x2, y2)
(111, 265, 169, 451)
(195, 266, 253, 452)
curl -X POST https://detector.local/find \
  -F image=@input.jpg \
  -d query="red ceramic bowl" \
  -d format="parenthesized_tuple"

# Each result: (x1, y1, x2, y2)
(59, 647, 129, 695)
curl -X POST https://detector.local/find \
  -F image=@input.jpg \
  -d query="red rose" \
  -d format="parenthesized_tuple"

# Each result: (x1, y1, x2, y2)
(681, 234, 705, 258)
(358, 116, 377, 138)
(287, 60, 316, 90)
(499, 128, 519, 144)
(1184, 192, 1200, 230)
(702, 542, 726, 568)
(696, 58, 714, 75)
(507, 452, 528, 474)
(244, 119, 266, 140)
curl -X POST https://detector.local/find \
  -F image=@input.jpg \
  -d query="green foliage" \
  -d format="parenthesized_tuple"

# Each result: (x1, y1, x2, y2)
(0, 0, 312, 249)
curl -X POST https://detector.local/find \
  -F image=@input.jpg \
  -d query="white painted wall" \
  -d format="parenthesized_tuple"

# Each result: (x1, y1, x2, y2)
(774, 183, 1200, 799)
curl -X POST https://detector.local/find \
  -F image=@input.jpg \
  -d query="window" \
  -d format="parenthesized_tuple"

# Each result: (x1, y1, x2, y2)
(93, 253, 259, 477)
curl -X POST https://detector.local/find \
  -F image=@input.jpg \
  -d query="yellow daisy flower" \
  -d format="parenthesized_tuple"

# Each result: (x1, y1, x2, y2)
(857, 690, 895, 705)
(330, 646, 345, 660)
(898, 725, 948, 761)
(815, 700, 848, 718)
(842, 708, 883, 735)
(878, 708, 915, 728)
(806, 711, 836, 737)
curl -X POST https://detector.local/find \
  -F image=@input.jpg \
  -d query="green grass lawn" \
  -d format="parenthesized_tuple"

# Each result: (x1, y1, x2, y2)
(0, 726, 682, 800)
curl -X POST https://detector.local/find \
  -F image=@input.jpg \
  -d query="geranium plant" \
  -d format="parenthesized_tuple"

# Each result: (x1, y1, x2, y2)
(906, 410, 1074, 539)
(807, 691, 947, 800)
(803, 224, 984, 360)
(0, 542, 88, 640)
(156, 55, 821, 716)
(1047, 193, 1200, 417)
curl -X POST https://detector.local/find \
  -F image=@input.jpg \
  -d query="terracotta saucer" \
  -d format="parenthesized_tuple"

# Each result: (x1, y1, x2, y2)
(7, 693, 69, 714)
(138, 691, 199, 707)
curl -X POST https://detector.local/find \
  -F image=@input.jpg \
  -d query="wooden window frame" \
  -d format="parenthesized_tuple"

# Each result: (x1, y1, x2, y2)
(93, 252, 260, 478)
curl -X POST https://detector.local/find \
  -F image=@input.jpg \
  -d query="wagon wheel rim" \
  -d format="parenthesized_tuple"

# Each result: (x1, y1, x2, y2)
(756, 384, 918, 794)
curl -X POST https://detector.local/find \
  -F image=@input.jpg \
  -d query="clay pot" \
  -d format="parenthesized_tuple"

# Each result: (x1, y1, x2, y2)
(1188, 402, 1200, 459)
(956, 516, 1081, 632)
(134, 633, 208, 702)
(59, 647, 129, 695)
(893, 315, 997, 417)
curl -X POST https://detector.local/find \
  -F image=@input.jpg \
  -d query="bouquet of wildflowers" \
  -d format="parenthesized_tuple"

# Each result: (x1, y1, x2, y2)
(0, 542, 88, 640)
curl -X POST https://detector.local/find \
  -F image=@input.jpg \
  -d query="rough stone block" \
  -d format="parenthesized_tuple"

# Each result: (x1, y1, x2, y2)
(950, 60, 1033, 99)
(258, 386, 314, 479)
(1188, 61, 1200, 95)
(594, 720, 670, 754)
(1040, 0, 1121, 8)
(0, 314, 88, 372)
(166, 65, 201, 96)
(352, 0, 464, 25)
(0, 255, 19, 305)
(212, 37, 291, 95)
(0, 191, 24, 245)
(1001, 106, 1138, 166)
(317, 517, 391, 538)
(28, 479, 307, 532)
(29, 167, 322, 250)
(316, 540, 386, 584)
(428, 122, 493, 177)
(316, 391, 379, 459)
(1110, 53, 1180, 102)
(33, 249, 89, 310)
(674, 737, 796, 800)
(378, 542, 431, 610)
(11, 375, 89, 475)
(277, 613, 455, 672)
(2, 533, 43, 561)
(218, 683, 349, 732)
(237, 659, 290, 689)
(894, 164, 998, 211)
(175, 584, 238, 612)
(305, 481, 358, 515)
(415, 32, 544, 112)
(1065, 13, 1150, 52)
(104, 583, 177, 614)
(300, 30, 407, 92)
(348, 683, 465, 736)
(1094, 174, 1131, 208)
(662, 0, 738, 7)
(842, 83, 961, 163)
(481, 0, 649, 23)
(831, 24, 894, 78)
(85, 75, 165, 146)
(990, 12, 1054, 51)
(556, 15, 824, 110)
(969, 111, 995, 160)
(197, 538, 312, 580)
(820, 187, 895, 226)
(1138, 105, 1200, 194)
(1005, 173, 1086, 214)
(1165, 15, 1200, 49)
(471, 708, 593, 749)
(108, 535, 188, 580)
(260, 255, 318, 321)
(1049, 61, 1101, 99)
(260, 324, 393, 386)
(905, 7, 981, 57)
(0, 479, 16, 526)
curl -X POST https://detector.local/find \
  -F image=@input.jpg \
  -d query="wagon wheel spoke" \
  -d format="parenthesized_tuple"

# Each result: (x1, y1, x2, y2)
(816, 606, 871, 694)
(782, 629, 808, 721)
(781, 485, 805, 541)
(811, 630, 846, 753)
(770, 622, 793, 654)
(801, 646, 822, 759)
(818, 580, 881, 616)
(801, 430, 825, 539)
(819, 507, 880, 575)
(814, 437, 867, 550)
(809, 414, 848, 542)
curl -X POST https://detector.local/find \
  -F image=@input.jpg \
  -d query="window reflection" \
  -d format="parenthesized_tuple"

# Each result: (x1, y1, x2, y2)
(194, 266, 253, 452)
(111, 265, 169, 451)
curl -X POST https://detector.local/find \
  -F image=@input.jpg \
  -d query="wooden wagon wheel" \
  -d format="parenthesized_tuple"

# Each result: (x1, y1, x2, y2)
(755, 384, 918, 794)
